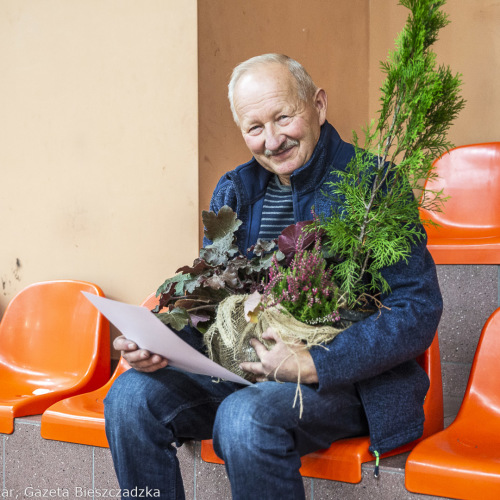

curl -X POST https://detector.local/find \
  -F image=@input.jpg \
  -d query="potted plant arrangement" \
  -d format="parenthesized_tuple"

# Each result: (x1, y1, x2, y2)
(153, 0, 464, 398)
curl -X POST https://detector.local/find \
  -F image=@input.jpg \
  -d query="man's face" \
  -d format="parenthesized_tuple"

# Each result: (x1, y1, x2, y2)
(233, 63, 327, 185)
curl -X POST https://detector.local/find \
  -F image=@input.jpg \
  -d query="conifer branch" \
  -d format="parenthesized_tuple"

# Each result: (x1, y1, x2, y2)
(319, 0, 465, 307)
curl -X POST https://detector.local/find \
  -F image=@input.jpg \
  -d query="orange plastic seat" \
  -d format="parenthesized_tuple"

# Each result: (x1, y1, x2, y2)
(405, 308, 500, 499)
(40, 356, 131, 447)
(201, 332, 443, 483)
(0, 280, 110, 434)
(420, 142, 500, 264)
(40, 293, 158, 447)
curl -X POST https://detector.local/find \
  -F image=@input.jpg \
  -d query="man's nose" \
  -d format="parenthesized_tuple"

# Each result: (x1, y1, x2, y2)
(264, 124, 285, 152)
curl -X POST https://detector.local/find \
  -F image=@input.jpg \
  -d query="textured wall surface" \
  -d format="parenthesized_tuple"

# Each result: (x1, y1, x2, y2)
(0, 0, 199, 313)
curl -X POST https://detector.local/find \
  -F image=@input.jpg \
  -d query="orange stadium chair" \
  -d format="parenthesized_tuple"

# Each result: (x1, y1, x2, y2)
(40, 292, 159, 447)
(405, 308, 500, 499)
(420, 142, 500, 264)
(0, 280, 110, 434)
(201, 332, 443, 483)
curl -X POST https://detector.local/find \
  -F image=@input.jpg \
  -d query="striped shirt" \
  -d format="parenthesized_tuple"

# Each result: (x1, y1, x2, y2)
(257, 175, 295, 241)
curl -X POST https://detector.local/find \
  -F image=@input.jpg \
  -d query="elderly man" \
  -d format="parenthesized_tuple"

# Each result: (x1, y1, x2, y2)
(105, 54, 442, 500)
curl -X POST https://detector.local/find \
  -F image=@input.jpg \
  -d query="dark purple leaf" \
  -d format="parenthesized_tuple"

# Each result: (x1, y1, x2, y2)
(176, 258, 214, 275)
(189, 311, 212, 328)
(249, 239, 278, 256)
(153, 282, 175, 312)
(277, 220, 316, 265)
(174, 298, 203, 310)
(203, 274, 226, 290)
(221, 266, 240, 288)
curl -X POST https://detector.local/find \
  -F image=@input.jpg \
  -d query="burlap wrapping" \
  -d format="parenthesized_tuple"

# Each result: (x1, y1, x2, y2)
(203, 294, 349, 383)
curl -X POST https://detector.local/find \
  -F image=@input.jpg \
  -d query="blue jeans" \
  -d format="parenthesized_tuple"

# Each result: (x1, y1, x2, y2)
(104, 366, 368, 500)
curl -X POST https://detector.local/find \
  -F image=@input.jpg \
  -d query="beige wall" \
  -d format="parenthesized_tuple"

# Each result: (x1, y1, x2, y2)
(368, 0, 500, 146)
(2, 0, 497, 329)
(0, 0, 199, 322)
(198, 0, 370, 243)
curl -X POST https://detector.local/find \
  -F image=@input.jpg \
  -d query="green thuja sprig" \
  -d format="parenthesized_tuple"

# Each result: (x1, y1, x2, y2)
(320, 0, 465, 307)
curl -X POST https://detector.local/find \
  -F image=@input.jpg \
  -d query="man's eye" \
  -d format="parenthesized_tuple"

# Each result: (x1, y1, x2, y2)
(248, 126, 261, 134)
(278, 115, 291, 123)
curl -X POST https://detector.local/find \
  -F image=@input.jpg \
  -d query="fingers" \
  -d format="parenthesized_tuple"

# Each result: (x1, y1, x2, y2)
(113, 335, 168, 373)
(240, 336, 276, 382)
(261, 327, 279, 342)
(113, 335, 138, 352)
(239, 328, 314, 384)
(249, 336, 270, 360)
(262, 327, 302, 347)
(125, 350, 168, 372)
(239, 330, 279, 381)
(239, 360, 269, 382)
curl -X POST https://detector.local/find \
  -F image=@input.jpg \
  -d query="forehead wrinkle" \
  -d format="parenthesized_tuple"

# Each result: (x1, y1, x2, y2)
(237, 90, 295, 118)
(234, 65, 301, 122)
(235, 89, 304, 131)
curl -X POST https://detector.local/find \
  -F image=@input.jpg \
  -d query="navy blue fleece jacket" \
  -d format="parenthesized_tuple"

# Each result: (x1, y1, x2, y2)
(205, 121, 443, 455)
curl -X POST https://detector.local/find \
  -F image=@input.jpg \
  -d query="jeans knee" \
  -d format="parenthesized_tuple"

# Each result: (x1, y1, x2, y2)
(213, 398, 250, 460)
(213, 388, 283, 458)
(104, 369, 145, 425)
(105, 367, 231, 446)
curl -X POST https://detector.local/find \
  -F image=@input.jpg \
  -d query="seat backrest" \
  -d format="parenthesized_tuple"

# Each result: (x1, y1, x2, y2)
(141, 291, 160, 310)
(416, 331, 444, 437)
(420, 142, 500, 238)
(460, 307, 500, 420)
(0, 280, 108, 380)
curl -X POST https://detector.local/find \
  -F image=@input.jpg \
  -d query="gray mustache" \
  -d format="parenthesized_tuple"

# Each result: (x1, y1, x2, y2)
(264, 139, 299, 157)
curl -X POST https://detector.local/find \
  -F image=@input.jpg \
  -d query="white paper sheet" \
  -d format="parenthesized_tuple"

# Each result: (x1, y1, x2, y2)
(82, 292, 251, 386)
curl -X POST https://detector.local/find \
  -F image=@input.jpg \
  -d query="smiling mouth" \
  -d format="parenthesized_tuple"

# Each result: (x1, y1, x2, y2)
(265, 139, 299, 158)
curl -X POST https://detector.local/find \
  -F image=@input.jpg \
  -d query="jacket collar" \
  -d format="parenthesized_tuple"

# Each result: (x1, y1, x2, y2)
(289, 120, 342, 192)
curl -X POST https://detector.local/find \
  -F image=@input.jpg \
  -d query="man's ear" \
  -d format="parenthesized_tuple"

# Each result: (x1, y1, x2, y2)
(314, 88, 328, 126)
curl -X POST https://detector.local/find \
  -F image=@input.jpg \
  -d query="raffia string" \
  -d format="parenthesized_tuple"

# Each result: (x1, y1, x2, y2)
(203, 294, 350, 417)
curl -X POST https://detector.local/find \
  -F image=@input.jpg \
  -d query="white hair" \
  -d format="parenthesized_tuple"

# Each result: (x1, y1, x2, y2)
(228, 54, 318, 125)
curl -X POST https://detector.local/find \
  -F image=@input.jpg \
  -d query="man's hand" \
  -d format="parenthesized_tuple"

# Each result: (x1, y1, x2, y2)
(239, 328, 319, 384)
(113, 335, 168, 373)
